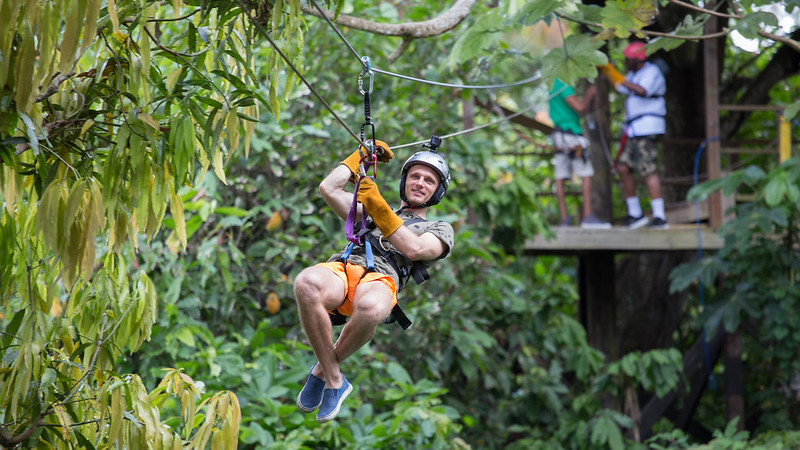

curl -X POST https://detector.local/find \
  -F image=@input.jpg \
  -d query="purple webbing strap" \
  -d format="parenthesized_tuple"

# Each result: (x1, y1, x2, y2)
(344, 153, 378, 244)
(345, 177, 367, 244)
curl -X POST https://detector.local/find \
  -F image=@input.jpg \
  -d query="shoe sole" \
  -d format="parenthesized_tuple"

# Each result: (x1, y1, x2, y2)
(296, 391, 323, 412)
(297, 368, 324, 412)
(316, 383, 353, 423)
(627, 217, 649, 229)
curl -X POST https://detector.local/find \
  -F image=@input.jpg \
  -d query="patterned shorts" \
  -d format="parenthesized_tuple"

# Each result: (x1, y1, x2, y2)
(618, 135, 661, 176)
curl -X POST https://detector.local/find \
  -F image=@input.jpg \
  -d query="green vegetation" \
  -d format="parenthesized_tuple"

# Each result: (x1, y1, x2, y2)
(1, 0, 799, 448)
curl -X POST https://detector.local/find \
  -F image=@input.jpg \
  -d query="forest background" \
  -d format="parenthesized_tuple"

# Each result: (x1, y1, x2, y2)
(2, 0, 800, 448)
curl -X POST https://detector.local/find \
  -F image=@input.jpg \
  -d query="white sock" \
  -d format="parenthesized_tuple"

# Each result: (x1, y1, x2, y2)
(626, 197, 642, 218)
(651, 198, 666, 220)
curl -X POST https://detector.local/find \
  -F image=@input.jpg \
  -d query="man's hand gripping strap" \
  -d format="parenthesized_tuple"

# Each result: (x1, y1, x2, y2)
(357, 178, 403, 237)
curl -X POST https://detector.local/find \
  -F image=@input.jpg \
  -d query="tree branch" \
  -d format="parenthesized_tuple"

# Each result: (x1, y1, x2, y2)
(301, 0, 479, 38)
(36, 72, 76, 103)
(668, 0, 738, 19)
(758, 30, 800, 53)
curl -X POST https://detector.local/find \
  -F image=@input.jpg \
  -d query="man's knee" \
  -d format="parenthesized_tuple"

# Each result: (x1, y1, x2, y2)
(352, 286, 393, 323)
(294, 267, 330, 307)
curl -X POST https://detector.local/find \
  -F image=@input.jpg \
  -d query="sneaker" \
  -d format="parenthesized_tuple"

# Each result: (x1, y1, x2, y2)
(580, 214, 612, 229)
(560, 216, 572, 227)
(624, 215, 648, 229)
(316, 375, 353, 423)
(296, 364, 325, 412)
(647, 217, 669, 229)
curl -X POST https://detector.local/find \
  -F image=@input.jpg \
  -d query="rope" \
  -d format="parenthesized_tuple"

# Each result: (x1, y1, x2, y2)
(693, 136, 721, 391)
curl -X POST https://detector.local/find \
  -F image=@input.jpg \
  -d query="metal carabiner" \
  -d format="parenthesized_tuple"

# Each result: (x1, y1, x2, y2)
(358, 56, 374, 95)
(358, 70, 374, 96)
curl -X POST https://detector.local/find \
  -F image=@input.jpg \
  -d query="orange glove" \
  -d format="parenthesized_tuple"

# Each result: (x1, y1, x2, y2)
(357, 178, 403, 237)
(340, 139, 393, 178)
(598, 63, 625, 87)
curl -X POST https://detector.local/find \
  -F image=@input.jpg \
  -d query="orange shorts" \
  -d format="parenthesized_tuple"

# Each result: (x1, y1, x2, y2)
(316, 262, 397, 317)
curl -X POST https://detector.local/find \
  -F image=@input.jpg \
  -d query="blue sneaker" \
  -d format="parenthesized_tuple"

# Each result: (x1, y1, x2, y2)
(296, 364, 325, 412)
(316, 375, 353, 423)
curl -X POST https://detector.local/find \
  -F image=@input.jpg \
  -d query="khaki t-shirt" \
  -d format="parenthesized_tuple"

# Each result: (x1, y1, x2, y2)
(328, 210, 454, 288)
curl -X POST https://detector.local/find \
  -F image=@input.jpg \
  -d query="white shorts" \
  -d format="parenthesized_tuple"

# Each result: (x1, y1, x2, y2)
(551, 131, 594, 180)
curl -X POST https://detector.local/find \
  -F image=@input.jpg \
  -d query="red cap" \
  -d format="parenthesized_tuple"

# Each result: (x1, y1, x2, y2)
(623, 41, 647, 61)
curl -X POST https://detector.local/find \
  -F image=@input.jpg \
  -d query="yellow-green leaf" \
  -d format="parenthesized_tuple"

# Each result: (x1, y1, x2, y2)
(169, 185, 186, 250)
(107, 0, 120, 33)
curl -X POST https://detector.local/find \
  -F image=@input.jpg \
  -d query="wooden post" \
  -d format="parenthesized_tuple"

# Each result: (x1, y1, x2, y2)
(588, 81, 613, 224)
(724, 330, 745, 431)
(704, 3, 723, 230)
(578, 252, 617, 360)
(779, 112, 791, 162)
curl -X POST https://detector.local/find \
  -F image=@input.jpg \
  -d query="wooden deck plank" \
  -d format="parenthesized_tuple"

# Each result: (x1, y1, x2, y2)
(524, 224, 724, 254)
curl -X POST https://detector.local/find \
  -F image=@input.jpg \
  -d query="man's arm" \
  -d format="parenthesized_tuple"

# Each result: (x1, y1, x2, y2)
(565, 84, 597, 116)
(319, 165, 361, 221)
(619, 79, 647, 97)
(386, 226, 446, 262)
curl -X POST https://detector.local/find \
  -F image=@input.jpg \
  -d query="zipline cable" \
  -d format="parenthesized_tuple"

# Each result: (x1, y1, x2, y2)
(238, 0, 366, 148)
(372, 68, 542, 90)
(392, 84, 568, 149)
(309, 0, 541, 91)
(246, 0, 561, 151)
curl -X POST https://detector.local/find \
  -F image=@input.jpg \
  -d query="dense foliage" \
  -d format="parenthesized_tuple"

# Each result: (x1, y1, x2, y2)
(1, 0, 799, 448)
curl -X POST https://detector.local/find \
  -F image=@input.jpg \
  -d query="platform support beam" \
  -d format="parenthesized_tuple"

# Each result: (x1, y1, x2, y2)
(578, 251, 618, 360)
(704, 1, 723, 230)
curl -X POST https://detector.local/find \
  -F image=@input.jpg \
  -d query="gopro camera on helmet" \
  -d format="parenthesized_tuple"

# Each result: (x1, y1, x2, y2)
(423, 135, 442, 152)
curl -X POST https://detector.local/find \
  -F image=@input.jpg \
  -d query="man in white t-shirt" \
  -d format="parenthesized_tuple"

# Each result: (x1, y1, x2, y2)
(601, 41, 668, 229)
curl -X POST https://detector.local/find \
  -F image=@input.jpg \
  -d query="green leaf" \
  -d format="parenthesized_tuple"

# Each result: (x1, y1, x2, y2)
(735, 12, 779, 39)
(214, 206, 248, 217)
(387, 362, 412, 385)
(446, 12, 503, 66)
(600, 0, 658, 38)
(785, 101, 800, 121)
(18, 112, 40, 156)
(514, 0, 559, 26)
(541, 34, 606, 87)
(175, 327, 196, 347)
(763, 174, 786, 206)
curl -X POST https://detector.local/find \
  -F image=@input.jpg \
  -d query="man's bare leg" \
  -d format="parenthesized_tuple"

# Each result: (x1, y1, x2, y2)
(294, 266, 347, 389)
(332, 281, 394, 369)
(644, 173, 662, 199)
(618, 164, 636, 198)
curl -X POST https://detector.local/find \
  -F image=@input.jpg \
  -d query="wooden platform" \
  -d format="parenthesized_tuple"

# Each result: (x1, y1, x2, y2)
(524, 224, 724, 255)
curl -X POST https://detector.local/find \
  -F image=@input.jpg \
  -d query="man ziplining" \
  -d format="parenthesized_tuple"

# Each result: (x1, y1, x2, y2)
(293, 137, 455, 423)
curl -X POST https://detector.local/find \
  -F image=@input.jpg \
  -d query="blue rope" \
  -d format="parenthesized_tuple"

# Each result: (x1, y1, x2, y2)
(693, 136, 720, 391)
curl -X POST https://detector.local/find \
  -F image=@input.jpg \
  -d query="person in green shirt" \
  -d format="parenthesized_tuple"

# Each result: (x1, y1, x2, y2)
(548, 78, 610, 228)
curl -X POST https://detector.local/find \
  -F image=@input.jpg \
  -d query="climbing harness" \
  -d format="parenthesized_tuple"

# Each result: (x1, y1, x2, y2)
(331, 64, 424, 330)
(614, 113, 666, 170)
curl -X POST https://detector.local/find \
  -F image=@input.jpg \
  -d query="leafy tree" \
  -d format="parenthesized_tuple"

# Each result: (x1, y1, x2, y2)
(670, 157, 800, 434)
(2, 0, 799, 448)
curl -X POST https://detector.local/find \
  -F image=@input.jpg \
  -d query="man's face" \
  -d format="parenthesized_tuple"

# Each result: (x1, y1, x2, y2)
(404, 164, 440, 206)
(625, 57, 643, 72)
